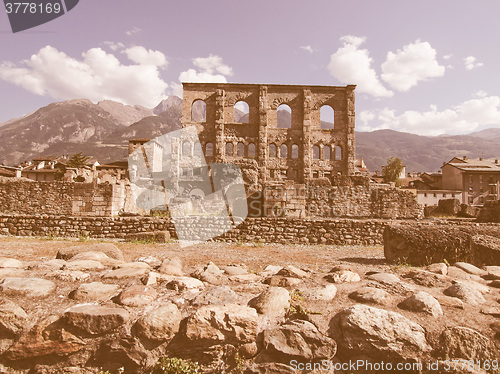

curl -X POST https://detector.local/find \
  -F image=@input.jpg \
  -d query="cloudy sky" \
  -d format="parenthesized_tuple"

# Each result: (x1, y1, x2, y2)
(0, 0, 499, 136)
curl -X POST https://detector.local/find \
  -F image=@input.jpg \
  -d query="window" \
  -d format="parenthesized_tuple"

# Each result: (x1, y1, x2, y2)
(443, 193, 447, 198)
(313, 145, 320, 160)
(191, 100, 206, 122)
(468, 196, 474, 204)
(335, 145, 343, 161)
(291, 144, 299, 159)
(313, 171, 319, 178)
(480, 175, 483, 184)
(324, 145, 331, 160)
(182, 142, 191, 156)
(469, 175, 473, 184)
(269, 144, 277, 158)
(277, 104, 291, 128)
(424, 193, 427, 197)
(205, 142, 213, 157)
(237, 142, 245, 157)
(248, 143, 256, 158)
(234, 101, 249, 123)
(433, 193, 437, 197)
(226, 143, 234, 157)
(320, 105, 335, 129)
(280, 144, 288, 159)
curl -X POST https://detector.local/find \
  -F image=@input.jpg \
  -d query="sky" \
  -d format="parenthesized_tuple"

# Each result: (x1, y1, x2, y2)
(0, 0, 499, 136)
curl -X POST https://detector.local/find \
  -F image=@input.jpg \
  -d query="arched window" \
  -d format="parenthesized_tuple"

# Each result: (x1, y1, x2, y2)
(335, 145, 343, 160)
(234, 101, 249, 123)
(269, 144, 277, 158)
(182, 142, 192, 156)
(320, 105, 335, 129)
(280, 144, 288, 159)
(191, 100, 206, 122)
(248, 143, 256, 158)
(324, 145, 331, 160)
(277, 104, 291, 128)
(194, 142, 202, 156)
(237, 142, 245, 157)
(291, 144, 299, 159)
(205, 142, 213, 157)
(313, 145, 320, 160)
(226, 143, 234, 157)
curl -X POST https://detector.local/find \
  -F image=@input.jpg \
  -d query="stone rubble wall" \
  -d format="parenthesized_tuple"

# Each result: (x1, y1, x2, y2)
(306, 186, 423, 219)
(0, 214, 387, 245)
(0, 178, 128, 217)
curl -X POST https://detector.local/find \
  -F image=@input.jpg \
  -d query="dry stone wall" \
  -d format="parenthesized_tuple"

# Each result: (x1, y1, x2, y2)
(0, 178, 127, 217)
(0, 214, 387, 245)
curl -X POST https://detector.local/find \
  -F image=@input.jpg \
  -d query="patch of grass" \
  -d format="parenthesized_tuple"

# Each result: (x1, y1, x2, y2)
(286, 304, 322, 319)
(290, 289, 305, 303)
(129, 238, 158, 245)
(151, 357, 200, 374)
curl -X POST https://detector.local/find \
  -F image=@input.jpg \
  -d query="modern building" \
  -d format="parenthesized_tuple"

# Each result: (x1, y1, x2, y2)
(441, 156, 500, 206)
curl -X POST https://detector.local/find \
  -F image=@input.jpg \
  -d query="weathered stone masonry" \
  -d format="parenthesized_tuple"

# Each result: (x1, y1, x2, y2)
(0, 214, 386, 245)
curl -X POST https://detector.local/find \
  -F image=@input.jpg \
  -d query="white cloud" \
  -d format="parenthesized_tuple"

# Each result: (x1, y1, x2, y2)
(0, 45, 168, 108)
(192, 55, 233, 76)
(359, 96, 500, 136)
(443, 54, 453, 60)
(103, 41, 125, 51)
(300, 45, 317, 53)
(464, 56, 483, 70)
(124, 46, 167, 67)
(126, 27, 142, 36)
(473, 90, 488, 98)
(328, 35, 393, 98)
(179, 55, 233, 83)
(381, 40, 445, 91)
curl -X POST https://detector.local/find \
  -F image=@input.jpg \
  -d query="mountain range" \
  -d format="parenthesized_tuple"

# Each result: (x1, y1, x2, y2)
(1, 97, 499, 172)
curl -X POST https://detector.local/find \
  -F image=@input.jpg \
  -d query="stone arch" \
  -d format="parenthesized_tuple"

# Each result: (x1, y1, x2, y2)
(248, 143, 256, 158)
(280, 144, 288, 159)
(277, 104, 292, 129)
(320, 105, 335, 129)
(191, 99, 206, 122)
(237, 142, 245, 157)
(335, 145, 343, 161)
(234, 100, 249, 123)
(324, 145, 331, 160)
(269, 143, 277, 158)
(313, 145, 320, 160)
(205, 142, 213, 157)
(226, 142, 234, 157)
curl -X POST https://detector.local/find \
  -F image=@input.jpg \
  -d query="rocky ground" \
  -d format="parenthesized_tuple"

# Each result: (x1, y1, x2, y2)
(0, 237, 499, 373)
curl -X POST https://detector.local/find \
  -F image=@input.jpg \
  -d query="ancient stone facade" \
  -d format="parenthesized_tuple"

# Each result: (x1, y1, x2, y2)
(182, 83, 356, 185)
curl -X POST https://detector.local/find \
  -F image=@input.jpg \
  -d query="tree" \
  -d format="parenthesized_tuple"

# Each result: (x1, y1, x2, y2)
(383, 156, 404, 186)
(68, 152, 91, 168)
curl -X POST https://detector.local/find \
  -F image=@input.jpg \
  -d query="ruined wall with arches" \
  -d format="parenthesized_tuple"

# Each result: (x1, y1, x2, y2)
(181, 82, 356, 186)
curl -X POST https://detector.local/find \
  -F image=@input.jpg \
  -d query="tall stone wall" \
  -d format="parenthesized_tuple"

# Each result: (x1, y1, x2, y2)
(0, 214, 386, 245)
(0, 178, 127, 217)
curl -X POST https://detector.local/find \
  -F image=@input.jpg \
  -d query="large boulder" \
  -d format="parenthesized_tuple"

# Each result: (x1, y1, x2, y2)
(134, 303, 181, 341)
(0, 278, 56, 298)
(56, 243, 124, 261)
(439, 326, 497, 362)
(335, 304, 431, 360)
(63, 305, 129, 335)
(248, 287, 290, 317)
(184, 304, 258, 346)
(262, 320, 336, 362)
(0, 298, 28, 336)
